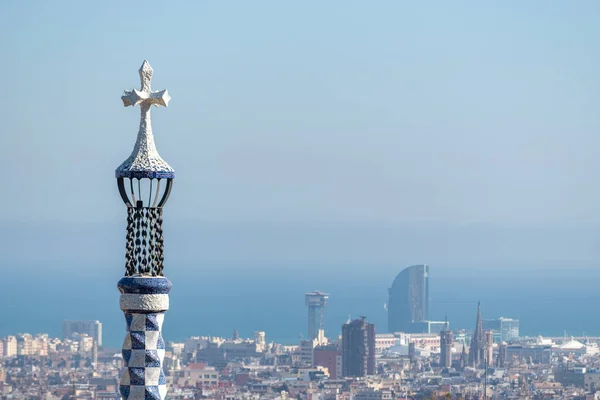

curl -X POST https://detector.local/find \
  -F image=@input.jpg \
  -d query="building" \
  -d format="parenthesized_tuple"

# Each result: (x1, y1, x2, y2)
(184, 336, 210, 353)
(388, 265, 429, 333)
(254, 331, 266, 352)
(305, 291, 328, 341)
(485, 330, 494, 366)
(409, 333, 441, 352)
(585, 370, 600, 392)
(375, 334, 397, 354)
(342, 317, 375, 377)
(497, 343, 506, 367)
(220, 341, 261, 359)
(553, 364, 600, 390)
(408, 342, 416, 362)
(468, 302, 488, 368)
(440, 322, 453, 368)
(16, 334, 33, 356)
(4, 336, 17, 357)
(313, 345, 342, 379)
(77, 333, 94, 355)
(299, 339, 317, 367)
(92, 340, 98, 366)
(354, 389, 393, 399)
(31, 334, 48, 356)
(555, 364, 586, 388)
(482, 317, 520, 342)
(62, 320, 102, 346)
(405, 320, 448, 334)
(174, 363, 219, 387)
(505, 345, 552, 364)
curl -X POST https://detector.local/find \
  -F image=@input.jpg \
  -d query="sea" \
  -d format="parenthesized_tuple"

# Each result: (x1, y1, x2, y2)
(2, 264, 599, 349)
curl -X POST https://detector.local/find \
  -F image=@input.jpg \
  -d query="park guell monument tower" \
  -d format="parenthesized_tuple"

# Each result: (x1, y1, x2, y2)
(115, 60, 174, 399)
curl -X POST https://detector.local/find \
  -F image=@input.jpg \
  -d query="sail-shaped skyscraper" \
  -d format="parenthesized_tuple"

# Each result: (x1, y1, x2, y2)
(387, 264, 429, 333)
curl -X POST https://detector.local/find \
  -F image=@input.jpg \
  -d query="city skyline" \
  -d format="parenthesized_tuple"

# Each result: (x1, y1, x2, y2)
(1, 265, 595, 348)
(3, 319, 597, 398)
(1, 1, 599, 398)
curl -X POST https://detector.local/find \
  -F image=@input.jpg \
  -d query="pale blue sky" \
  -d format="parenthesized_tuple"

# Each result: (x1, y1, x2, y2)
(1, 1, 599, 270)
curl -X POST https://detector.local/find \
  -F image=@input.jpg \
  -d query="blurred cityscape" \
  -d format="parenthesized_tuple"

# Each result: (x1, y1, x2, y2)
(2, 266, 599, 399)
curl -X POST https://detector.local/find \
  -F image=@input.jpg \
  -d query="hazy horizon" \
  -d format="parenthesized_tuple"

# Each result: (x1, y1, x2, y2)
(1, 219, 598, 272)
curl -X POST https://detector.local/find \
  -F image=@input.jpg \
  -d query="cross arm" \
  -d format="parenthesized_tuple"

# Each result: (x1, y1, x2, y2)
(122, 89, 171, 108)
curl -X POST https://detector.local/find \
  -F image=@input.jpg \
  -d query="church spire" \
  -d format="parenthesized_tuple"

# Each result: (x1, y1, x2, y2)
(460, 343, 467, 369)
(475, 301, 483, 338)
(469, 301, 485, 368)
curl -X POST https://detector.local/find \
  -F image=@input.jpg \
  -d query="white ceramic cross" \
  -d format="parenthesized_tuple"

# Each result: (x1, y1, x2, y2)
(116, 60, 174, 179)
(122, 60, 171, 108)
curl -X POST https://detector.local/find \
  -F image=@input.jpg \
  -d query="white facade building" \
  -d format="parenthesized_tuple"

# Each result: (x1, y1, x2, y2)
(62, 320, 102, 346)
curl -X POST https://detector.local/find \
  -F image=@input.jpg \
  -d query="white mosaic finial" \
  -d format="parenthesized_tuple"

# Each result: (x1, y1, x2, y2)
(116, 60, 175, 179)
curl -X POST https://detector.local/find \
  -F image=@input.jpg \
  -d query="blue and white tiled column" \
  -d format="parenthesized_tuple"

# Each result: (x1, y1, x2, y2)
(118, 276, 172, 399)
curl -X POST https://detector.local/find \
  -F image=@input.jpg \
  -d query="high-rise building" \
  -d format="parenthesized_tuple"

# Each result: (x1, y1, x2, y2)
(77, 333, 94, 355)
(299, 339, 317, 367)
(32, 334, 48, 356)
(342, 317, 375, 377)
(314, 345, 342, 379)
(62, 320, 102, 346)
(497, 343, 506, 367)
(92, 340, 98, 367)
(388, 265, 429, 333)
(16, 334, 33, 356)
(305, 291, 328, 340)
(482, 317, 520, 342)
(485, 330, 494, 366)
(3, 337, 17, 357)
(408, 342, 416, 363)
(439, 320, 453, 369)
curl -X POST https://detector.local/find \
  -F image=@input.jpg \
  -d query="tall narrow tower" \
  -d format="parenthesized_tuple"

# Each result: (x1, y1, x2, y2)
(341, 317, 376, 377)
(439, 317, 452, 368)
(305, 291, 328, 340)
(469, 301, 485, 368)
(116, 60, 174, 399)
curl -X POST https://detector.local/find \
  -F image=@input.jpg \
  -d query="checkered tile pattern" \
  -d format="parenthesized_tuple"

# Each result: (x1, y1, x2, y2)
(120, 312, 168, 399)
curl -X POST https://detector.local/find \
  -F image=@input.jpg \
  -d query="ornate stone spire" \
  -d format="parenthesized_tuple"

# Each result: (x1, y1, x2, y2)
(116, 60, 174, 179)
(116, 61, 174, 400)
